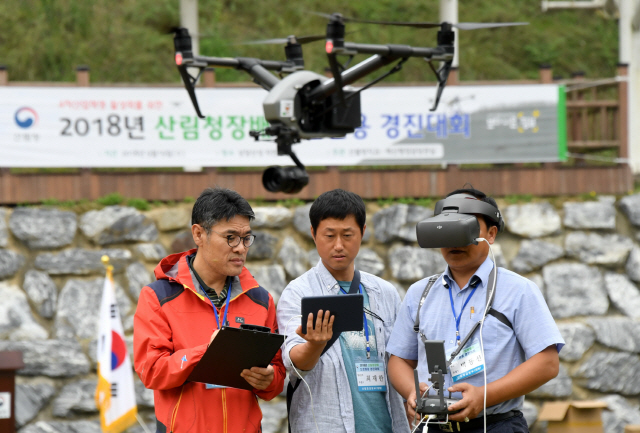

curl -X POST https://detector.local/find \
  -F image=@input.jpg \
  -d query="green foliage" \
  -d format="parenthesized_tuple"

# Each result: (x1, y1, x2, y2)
(275, 198, 306, 208)
(0, 0, 619, 83)
(376, 197, 435, 208)
(504, 194, 534, 204)
(183, 196, 195, 203)
(95, 192, 124, 206)
(41, 198, 77, 207)
(126, 198, 150, 211)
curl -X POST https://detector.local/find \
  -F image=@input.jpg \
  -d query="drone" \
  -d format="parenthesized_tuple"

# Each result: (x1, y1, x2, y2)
(173, 13, 526, 193)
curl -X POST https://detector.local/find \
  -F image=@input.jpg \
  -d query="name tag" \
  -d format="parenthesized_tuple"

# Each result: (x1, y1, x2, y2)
(355, 361, 387, 392)
(447, 340, 485, 383)
(205, 384, 227, 389)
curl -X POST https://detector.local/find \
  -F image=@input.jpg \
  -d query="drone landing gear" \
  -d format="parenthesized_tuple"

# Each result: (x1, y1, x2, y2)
(250, 126, 309, 194)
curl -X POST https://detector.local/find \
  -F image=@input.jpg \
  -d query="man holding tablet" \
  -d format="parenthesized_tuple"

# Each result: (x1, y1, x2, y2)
(277, 189, 410, 433)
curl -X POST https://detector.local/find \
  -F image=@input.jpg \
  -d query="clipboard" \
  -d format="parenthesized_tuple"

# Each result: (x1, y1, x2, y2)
(187, 326, 285, 391)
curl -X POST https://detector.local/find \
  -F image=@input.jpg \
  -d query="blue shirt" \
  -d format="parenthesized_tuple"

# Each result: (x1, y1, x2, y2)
(387, 257, 564, 416)
(337, 281, 393, 433)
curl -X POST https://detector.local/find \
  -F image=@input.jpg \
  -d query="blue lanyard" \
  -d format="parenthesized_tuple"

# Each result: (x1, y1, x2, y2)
(448, 281, 478, 346)
(201, 279, 231, 330)
(339, 284, 371, 359)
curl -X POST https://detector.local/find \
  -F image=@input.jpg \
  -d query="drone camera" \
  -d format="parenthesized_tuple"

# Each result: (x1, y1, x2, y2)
(262, 166, 309, 194)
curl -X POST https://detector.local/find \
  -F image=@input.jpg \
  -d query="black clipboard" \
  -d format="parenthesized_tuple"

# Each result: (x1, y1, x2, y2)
(187, 326, 285, 391)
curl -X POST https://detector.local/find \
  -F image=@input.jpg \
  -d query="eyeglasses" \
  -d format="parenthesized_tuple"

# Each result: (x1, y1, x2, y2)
(211, 230, 256, 248)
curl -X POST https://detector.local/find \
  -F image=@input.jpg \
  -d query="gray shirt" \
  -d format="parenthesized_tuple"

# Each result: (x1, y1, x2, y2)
(277, 260, 410, 433)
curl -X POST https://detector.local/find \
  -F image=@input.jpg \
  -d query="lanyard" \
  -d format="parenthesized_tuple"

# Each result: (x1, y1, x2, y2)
(448, 281, 478, 346)
(201, 277, 231, 330)
(339, 284, 371, 359)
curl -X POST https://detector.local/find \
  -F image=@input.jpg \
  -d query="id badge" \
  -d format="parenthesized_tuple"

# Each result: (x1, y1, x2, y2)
(446, 339, 485, 383)
(205, 384, 227, 389)
(355, 358, 387, 392)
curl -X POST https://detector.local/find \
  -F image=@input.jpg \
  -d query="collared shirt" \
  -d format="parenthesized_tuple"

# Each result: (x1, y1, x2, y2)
(276, 260, 410, 433)
(185, 253, 241, 310)
(188, 255, 229, 308)
(387, 256, 565, 417)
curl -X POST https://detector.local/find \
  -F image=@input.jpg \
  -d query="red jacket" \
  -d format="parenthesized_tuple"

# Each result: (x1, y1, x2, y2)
(133, 249, 285, 433)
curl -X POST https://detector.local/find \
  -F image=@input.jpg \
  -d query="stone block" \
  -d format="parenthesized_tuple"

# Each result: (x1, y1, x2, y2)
(55, 278, 132, 340)
(605, 273, 640, 319)
(0, 340, 90, 377)
(510, 240, 564, 274)
(0, 208, 7, 247)
(126, 261, 152, 300)
(148, 206, 191, 231)
(248, 231, 278, 261)
(565, 231, 633, 266)
(372, 204, 432, 243)
(557, 322, 595, 362)
(574, 352, 640, 395)
(15, 381, 56, 427)
(563, 197, 616, 230)
(277, 237, 308, 279)
(252, 207, 293, 229)
(80, 206, 158, 245)
(0, 248, 24, 280)
(389, 246, 446, 282)
(620, 193, 640, 227)
(504, 202, 562, 238)
(542, 263, 608, 319)
(35, 248, 132, 275)
(587, 317, 640, 353)
(9, 208, 77, 249)
(134, 242, 167, 262)
(0, 282, 48, 340)
(355, 248, 385, 276)
(601, 394, 640, 433)
(52, 379, 98, 417)
(19, 420, 101, 433)
(293, 203, 313, 239)
(251, 264, 286, 304)
(23, 270, 58, 319)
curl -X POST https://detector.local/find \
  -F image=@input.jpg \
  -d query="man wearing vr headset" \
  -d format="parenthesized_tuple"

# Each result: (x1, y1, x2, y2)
(387, 187, 564, 432)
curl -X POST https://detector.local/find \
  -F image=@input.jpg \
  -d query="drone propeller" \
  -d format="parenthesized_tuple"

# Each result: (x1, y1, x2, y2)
(311, 12, 527, 30)
(236, 34, 327, 46)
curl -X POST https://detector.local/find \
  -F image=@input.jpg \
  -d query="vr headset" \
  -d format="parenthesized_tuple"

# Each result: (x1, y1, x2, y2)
(416, 193, 504, 248)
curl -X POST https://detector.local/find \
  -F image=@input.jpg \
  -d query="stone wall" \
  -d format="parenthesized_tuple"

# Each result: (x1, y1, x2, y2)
(3, 194, 640, 433)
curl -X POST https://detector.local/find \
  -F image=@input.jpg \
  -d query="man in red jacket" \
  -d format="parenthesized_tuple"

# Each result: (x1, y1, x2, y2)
(134, 187, 285, 433)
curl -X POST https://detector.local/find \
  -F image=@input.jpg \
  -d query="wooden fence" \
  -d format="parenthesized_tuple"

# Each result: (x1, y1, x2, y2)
(0, 65, 632, 204)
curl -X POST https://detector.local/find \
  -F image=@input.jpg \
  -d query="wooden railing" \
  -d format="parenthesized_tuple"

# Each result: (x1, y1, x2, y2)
(0, 65, 631, 204)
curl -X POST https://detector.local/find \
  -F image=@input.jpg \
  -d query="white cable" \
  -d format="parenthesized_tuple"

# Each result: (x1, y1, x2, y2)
(475, 238, 497, 433)
(284, 314, 320, 433)
(411, 414, 434, 433)
(412, 384, 432, 429)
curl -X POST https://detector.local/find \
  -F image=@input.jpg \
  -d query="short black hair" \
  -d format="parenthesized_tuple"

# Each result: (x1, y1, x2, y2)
(309, 189, 366, 234)
(191, 187, 254, 233)
(446, 186, 500, 231)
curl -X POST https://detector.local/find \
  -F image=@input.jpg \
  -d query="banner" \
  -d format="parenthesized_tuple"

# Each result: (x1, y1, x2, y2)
(0, 84, 566, 167)
(95, 263, 137, 433)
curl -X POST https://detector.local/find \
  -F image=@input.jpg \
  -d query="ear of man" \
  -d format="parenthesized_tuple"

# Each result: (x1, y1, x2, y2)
(192, 224, 206, 247)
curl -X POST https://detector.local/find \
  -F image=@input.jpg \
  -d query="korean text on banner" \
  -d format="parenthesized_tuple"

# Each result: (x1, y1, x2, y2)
(95, 262, 137, 433)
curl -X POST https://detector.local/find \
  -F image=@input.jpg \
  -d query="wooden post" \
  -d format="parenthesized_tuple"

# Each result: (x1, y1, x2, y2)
(203, 68, 216, 88)
(618, 63, 629, 159)
(0, 66, 7, 86)
(76, 65, 90, 87)
(0, 351, 24, 433)
(539, 64, 552, 84)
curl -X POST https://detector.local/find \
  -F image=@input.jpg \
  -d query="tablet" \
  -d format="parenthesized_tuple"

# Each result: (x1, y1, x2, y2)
(301, 294, 364, 335)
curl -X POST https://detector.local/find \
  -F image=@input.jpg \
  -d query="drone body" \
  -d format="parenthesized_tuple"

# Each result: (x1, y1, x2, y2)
(173, 13, 525, 193)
